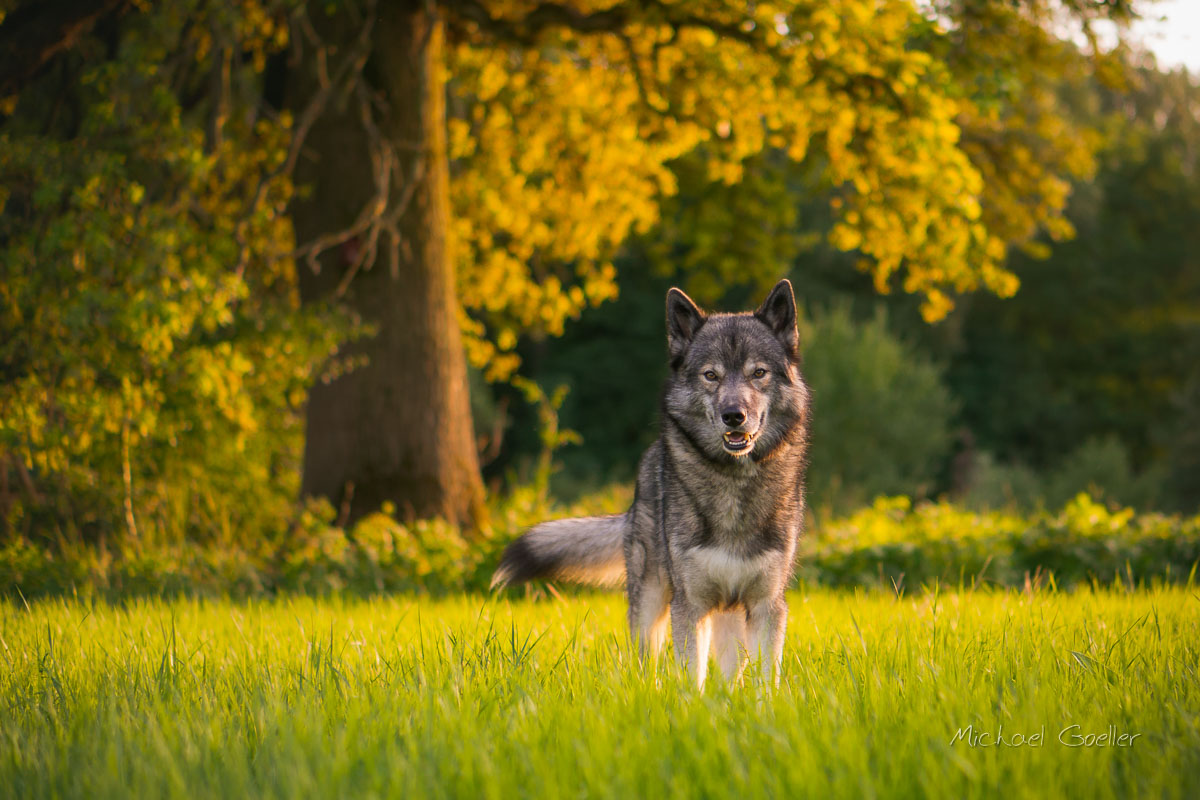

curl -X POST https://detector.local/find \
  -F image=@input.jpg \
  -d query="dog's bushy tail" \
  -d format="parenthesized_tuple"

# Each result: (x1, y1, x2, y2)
(491, 514, 627, 589)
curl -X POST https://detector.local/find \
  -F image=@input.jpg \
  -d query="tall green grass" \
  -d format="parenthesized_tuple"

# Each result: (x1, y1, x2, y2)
(2, 588, 1197, 798)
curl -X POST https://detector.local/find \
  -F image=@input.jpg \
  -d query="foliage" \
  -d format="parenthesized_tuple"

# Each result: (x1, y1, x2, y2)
(448, 0, 1127, 379)
(956, 452, 1044, 511)
(1166, 373, 1200, 505)
(506, 44, 1200, 515)
(1042, 435, 1166, 510)
(499, 266, 674, 497)
(508, 377, 583, 503)
(501, 22, 1189, 513)
(806, 494, 1200, 591)
(945, 65, 1200, 511)
(926, 0, 1113, 263)
(0, 484, 634, 600)
(2, 588, 1198, 797)
(801, 305, 956, 515)
(960, 436, 1167, 513)
(635, 148, 813, 307)
(0, 1, 354, 544)
(5, 482, 1197, 600)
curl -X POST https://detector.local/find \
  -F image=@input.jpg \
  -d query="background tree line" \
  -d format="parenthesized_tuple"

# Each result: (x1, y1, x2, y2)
(1, 0, 1193, 556)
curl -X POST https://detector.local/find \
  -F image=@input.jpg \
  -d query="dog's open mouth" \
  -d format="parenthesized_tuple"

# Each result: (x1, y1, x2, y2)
(722, 430, 756, 454)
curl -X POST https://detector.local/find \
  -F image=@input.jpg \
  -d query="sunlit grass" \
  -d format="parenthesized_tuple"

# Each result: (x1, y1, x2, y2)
(1, 588, 1197, 798)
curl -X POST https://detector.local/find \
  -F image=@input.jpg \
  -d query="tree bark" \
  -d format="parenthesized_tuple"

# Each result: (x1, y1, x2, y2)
(288, 2, 485, 527)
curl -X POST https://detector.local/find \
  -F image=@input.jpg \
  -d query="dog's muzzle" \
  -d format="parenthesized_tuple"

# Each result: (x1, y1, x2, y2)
(722, 429, 757, 455)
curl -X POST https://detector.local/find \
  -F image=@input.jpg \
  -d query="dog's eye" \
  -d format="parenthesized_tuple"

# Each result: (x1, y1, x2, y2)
(703, 370, 718, 382)
(753, 368, 767, 378)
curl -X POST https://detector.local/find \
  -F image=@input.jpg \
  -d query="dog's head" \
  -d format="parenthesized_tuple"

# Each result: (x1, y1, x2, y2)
(664, 279, 809, 462)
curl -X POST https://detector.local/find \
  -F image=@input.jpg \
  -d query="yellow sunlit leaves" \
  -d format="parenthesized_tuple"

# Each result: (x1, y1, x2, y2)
(445, 0, 1105, 368)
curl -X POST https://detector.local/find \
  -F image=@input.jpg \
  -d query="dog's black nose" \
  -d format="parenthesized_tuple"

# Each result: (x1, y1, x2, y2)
(721, 409, 746, 427)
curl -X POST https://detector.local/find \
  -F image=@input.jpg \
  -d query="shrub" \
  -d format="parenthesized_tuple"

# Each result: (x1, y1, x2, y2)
(0, 3, 356, 549)
(800, 305, 956, 515)
(0, 484, 633, 600)
(1044, 435, 1165, 510)
(959, 451, 1043, 510)
(804, 494, 1200, 591)
(960, 437, 1168, 512)
(8, 484, 1195, 599)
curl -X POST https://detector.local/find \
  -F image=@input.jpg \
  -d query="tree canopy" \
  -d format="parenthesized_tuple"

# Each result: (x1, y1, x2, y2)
(447, 0, 1128, 379)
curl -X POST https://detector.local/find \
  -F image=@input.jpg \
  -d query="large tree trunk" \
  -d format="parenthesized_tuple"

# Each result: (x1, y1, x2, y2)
(288, 2, 485, 527)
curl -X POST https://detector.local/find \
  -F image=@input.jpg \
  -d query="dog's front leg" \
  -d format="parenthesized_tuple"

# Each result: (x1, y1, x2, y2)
(710, 610, 748, 684)
(670, 599, 712, 689)
(746, 594, 788, 689)
(628, 574, 671, 660)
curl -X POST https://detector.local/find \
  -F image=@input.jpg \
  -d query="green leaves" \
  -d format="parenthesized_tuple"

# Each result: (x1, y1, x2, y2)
(0, 0, 351, 543)
(801, 305, 957, 515)
(806, 493, 1200, 590)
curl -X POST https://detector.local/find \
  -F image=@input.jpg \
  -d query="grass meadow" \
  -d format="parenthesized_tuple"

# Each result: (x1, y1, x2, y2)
(2, 587, 1197, 799)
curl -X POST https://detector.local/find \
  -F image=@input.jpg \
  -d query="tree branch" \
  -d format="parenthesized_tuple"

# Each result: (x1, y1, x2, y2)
(448, 2, 911, 122)
(265, 0, 433, 292)
(451, 0, 757, 47)
(234, 0, 378, 279)
(0, 0, 131, 104)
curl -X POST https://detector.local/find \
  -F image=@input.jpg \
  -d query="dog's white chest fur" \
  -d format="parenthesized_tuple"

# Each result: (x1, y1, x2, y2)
(691, 546, 768, 599)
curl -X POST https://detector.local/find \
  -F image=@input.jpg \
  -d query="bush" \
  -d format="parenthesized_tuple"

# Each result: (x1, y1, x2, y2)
(800, 305, 956, 515)
(804, 494, 1200, 591)
(960, 437, 1167, 512)
(8, 483, 1195, 600)
(0, 484, 634, 600)
(0, 3, 356, 549)
(958, 451, 1043, 510)
(1044, 435, 1165, 510)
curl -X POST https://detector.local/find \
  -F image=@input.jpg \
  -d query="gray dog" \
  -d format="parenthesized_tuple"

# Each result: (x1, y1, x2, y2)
(492, 279, 810, 688)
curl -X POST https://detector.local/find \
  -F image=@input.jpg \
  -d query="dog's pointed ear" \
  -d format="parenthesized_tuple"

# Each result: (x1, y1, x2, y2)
(666, 287, 705, 362)
(755, 279, 799, 354)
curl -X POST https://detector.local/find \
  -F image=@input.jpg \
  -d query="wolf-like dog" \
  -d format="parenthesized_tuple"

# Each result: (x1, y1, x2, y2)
(492, 279, 809, 688)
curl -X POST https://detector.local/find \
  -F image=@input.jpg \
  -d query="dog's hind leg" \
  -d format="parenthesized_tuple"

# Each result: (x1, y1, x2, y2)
(711, 610, 748, 683)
